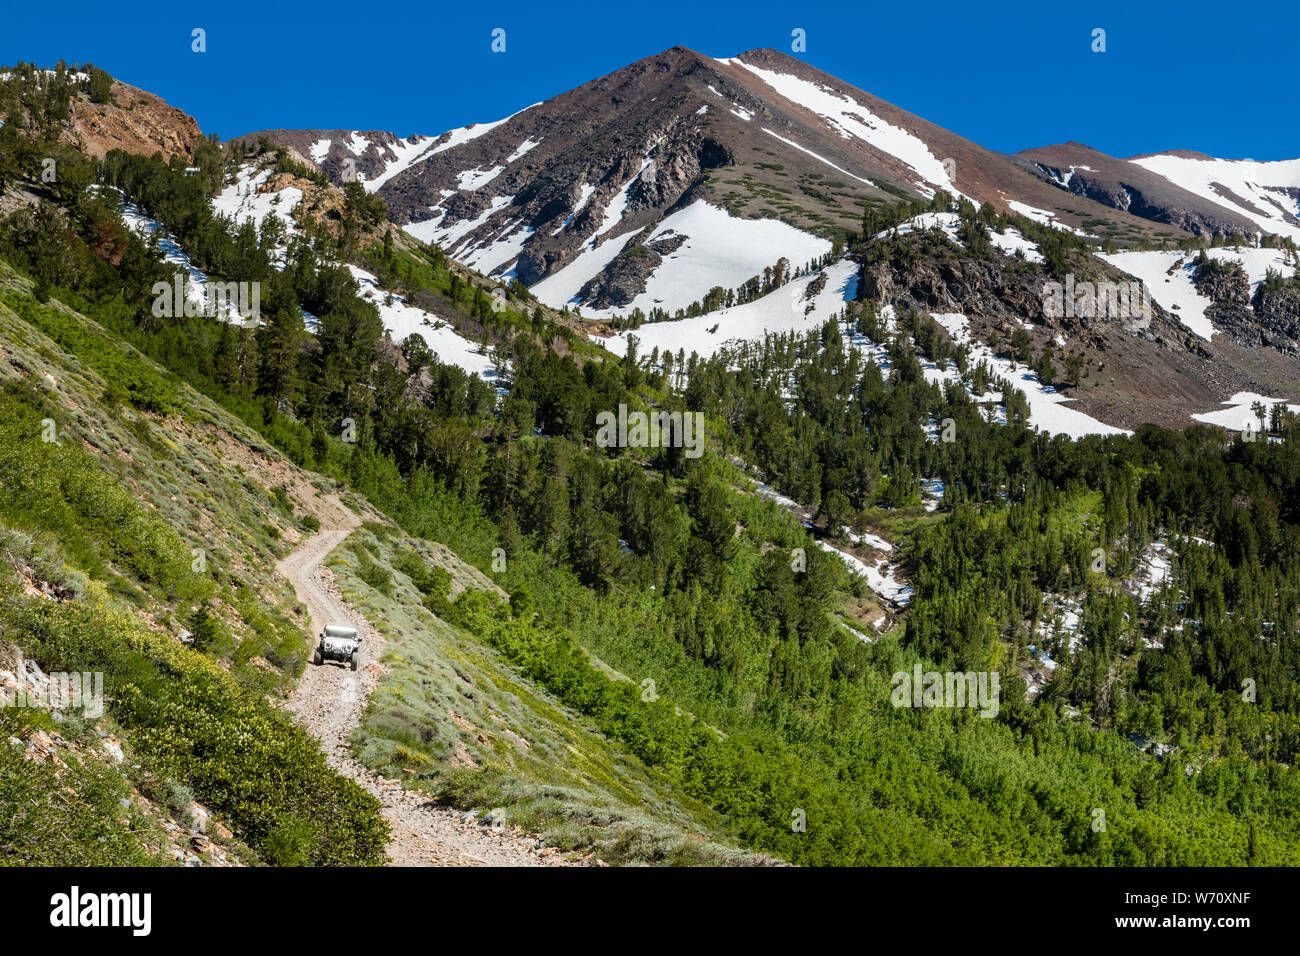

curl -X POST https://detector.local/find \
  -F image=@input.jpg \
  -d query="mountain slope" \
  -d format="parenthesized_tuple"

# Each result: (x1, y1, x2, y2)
(7, 58, 1300, 869)
(1126, 151, 1300, 242)
(66, 77, 203, 161)
(0, 253, 768, 866)
(0, 261, 388, 865)
(232, 121, 529, 196)
(224, 47, 1300, 436)
(0, 64, 202, 162)
(1018, 142, 1300, 241)
(246, 47, 1185, 313)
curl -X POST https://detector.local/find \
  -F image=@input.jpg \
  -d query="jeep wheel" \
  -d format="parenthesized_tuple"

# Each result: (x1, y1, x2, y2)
(311, 646, 322, 666)
(350, 650, 360, 671)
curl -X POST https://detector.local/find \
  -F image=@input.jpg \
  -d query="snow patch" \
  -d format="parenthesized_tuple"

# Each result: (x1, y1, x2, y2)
(362, 135, 438, 193)
(506, 138, 541, 162)
(566, 200, 832, 318)
(347, 265, 502, 385)
(1130, 154, 1300, 243)
(930, 313, 1129, 439)
(593, 254, 857, 359)
(403, 194, 514, 250)
(459, 220, 535, 277)
(1191, 391, 1300, 431)
(726, 57, 965, 199)
(456, 164, 506, 191)
(1005, 199, 1088, 236)
(211, 165, 301, 264)
(1101, 246, 1295, 341)
(817, 541, 913, 606)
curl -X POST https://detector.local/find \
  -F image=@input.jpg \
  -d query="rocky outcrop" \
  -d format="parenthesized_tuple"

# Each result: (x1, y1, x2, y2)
(574, 231, 693, 309)
(855, 231, 1199, 356)
(1255, 284, 1300, 333)
(577, 244, 662, 309)
(1192, 257, 1250, 305)
(1017, 143, 1263, 240)
(626, 134, 732, 211)
(67, 80, 203, 161)
(1214, 285, 1300, 354)
(1205, 302, 1268, 349)
(859, 244, 1047, 325)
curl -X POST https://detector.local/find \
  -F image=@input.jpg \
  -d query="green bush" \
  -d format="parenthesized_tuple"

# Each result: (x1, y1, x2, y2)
(358, 555, 392, 596)
(0, 383, 202, 599)
(0, 711, 157, 865)
(11, 594, 389, 865)
(395, 550, 454, 618)
(2, 291, 177, 413)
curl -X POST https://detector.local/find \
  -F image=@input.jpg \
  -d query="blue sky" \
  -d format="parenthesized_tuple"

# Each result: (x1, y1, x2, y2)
(2, 0, 1295, 160)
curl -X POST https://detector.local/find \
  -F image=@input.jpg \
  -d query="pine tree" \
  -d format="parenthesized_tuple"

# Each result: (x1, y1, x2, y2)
(214, 322, 239, 391)
(257, 308, 301, 406)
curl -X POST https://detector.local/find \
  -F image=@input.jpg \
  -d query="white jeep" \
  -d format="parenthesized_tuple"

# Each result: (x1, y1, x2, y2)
(312, 623, 362, 671)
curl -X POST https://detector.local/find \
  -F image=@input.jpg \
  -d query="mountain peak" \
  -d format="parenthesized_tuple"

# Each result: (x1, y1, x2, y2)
(243, 44, 1300, 315)
(730, 47, 804, 64)
(1126, 148, 1216, 161)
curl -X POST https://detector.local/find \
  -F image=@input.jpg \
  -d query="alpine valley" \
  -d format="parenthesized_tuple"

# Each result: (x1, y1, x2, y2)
(1, 43, 1298, 869)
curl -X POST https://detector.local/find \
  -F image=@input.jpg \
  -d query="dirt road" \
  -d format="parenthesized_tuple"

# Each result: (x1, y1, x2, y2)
(276, 508, 571, 866)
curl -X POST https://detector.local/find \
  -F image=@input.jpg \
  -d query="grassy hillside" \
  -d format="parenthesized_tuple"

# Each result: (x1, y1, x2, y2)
(0, 264, 388, 864)
(331, 523, 765, 864)
(0, 262, 767, 865)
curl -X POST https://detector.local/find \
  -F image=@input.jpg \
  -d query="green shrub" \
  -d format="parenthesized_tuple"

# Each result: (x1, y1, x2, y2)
(10, 594, 389, 865)
(188, 604, 225, 654)
(262, 815, 315, 866)
(358, 555, 392, 596)
(395, 550, 454, 617)
(0, 384, 203, 600)
(2, 291, 177, 413)
(0, 711, 157, 865)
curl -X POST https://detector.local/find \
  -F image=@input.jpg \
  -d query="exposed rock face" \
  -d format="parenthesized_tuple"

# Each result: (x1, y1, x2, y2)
(578, 245, 662, 309)
(267, 169, 347, 235)
(66, 80, 203, 161)
(230, 128, 422, 183)
(855, 231, 1199, 356)
(1190, 260, 1300, 355)
(626, 133, 733, 211)
(576, 231, 692, 310)
(1255, 286, 1300, 353)
(1192, 257, 1250, 305)
(514, 245, 564, 288)
(421, 107, 730, 291)
(1214, 285, 1300, 354)
(1206, 302, 1266, 349)
(1254, 285, 1300, 333)
(647, 232, 688, 256)
(1016, 142, 1264, 240)
(859, 244, 1046, 326)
